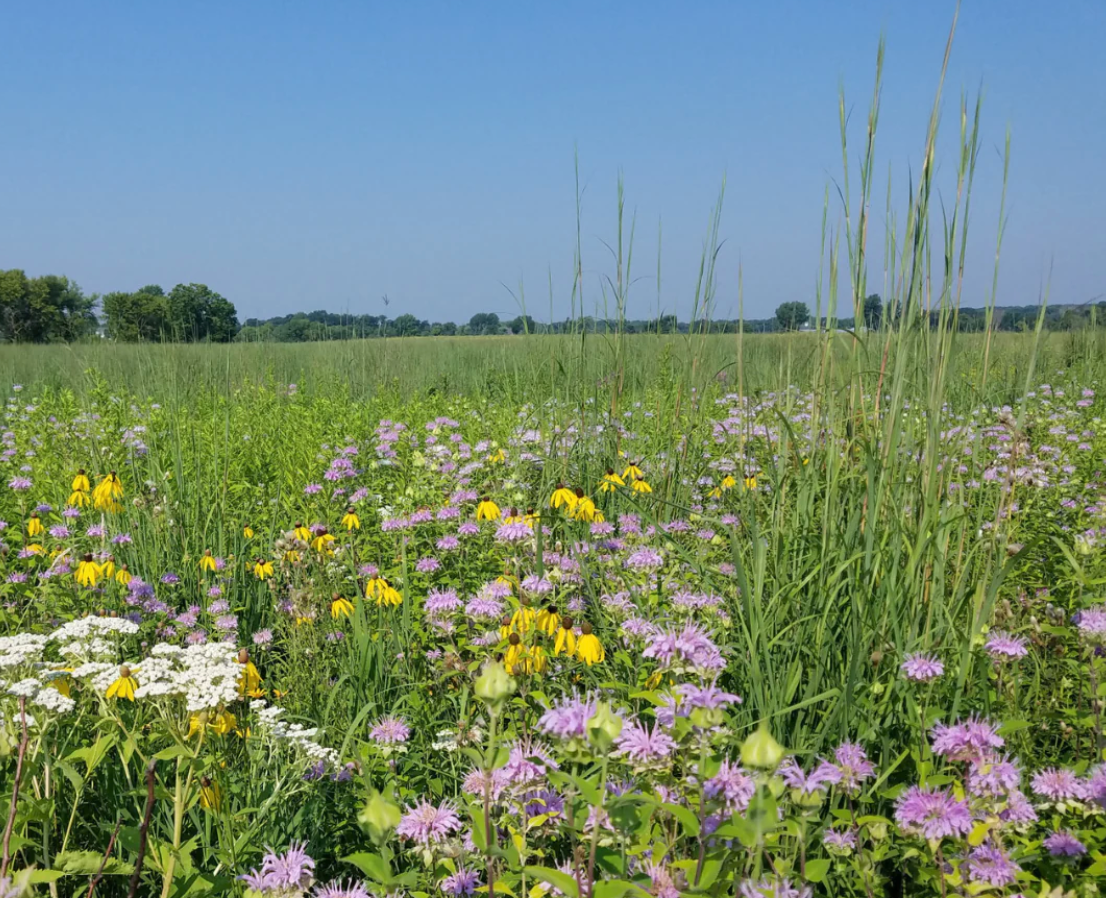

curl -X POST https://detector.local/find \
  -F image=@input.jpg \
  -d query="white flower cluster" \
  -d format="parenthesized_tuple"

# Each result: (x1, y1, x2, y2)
(48, 617, 139, 661)
(128, 643, 241, 711)
(251, 701, 340, 767)
(4, 675, 75, 716)
(71, 662, 118, 694)
(0, 634, 47, 669)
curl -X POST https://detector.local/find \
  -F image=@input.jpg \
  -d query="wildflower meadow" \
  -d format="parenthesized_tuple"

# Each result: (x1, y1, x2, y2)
(2, 18, 1105, 898)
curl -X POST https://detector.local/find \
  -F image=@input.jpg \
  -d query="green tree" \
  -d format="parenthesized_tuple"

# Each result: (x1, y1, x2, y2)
(392, 313, 421, 336)
(775, 301, 810, 332)
(468, 312, 500, 335)
(0, 270, 97, 342)
(863, 294, 882, 329)
(102, 289, 171, 341)
(508, 314, 536, 334)
(167, 284, 239, 342)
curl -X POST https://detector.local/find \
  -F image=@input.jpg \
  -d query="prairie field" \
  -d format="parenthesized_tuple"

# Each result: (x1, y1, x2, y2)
(1, 7, 1104, 896)
(1, 324, 1105, 898)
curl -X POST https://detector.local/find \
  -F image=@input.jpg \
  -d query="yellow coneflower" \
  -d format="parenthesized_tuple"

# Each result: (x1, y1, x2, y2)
(475, 497, 500, 521)
(27, 515, 43, 537)
(341, 507, 360, 531)
(208, 709, 237, 736)
(311, 530, 336, 554)
(92, 472, 124, 512)
(283, 549, 301, 564)
(292, 522, 311, 542)
(644, 670, 664, 690)
(236, 649, 262, 698)
(199, 776, 222, 811)
(549, 484, 577, 511)
(554, 618, 577, 656)
(536, 604, 560, 636)
(25, 543, 43, 555)
(504, 633, 524, 672)
(98, 556, 116, 579)
(331, 595, 355, 619)
(506, 636, 547, 675)
(573, 491, 602, 523)
(366, 577, 402, 607)
(106, 665, 139, 700)
(487, 447, 506, 464)
(721, 474, 737, 490)
(510, 600, 536, 635)
(503, 508, 525, 525)
(498, 614, 514, 641)
(68, 488, 90, 507)
(598, 469, 625, 493)
(199, 550, 217, 572)
(622, 461, 644, 481)
(71, 470, 91, 493)
(576, 623, 605, 666)
(744, 475, 757, 490)
(115, 564, 132, 586)
(524, 508, 540, 527)
(76, 553, 102, 588)
(253, 558, 274, 580)
(631, 477, 653, 495)
(243, 524, 255, 539)
(49, 669, 73, 698)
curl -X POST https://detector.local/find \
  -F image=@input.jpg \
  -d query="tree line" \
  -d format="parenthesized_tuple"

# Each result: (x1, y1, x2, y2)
(2, 269, 1102, 343)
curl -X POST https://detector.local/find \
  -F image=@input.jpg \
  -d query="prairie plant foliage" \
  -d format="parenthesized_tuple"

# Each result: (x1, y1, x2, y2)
(2, 21, 1106, 898)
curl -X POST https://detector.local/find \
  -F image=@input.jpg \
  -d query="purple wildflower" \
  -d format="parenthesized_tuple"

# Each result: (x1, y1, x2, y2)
(369, 716, 410, 745)
(615, 721, 677, 765)
(395, 799, 462, 845)
(440, 869, 482, 896)
(894, 785, 973, 840)
(1043, 831, 1086, 857)
(984, 630, 1029, 660)
(963, 844, 1020, 887)
(901, 653, 944, 682)
(931, 717, 1004, 763)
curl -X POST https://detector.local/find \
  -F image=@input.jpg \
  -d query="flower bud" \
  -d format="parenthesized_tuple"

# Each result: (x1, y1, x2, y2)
(474, 660, 516, 712)
(740, 724, 785, 770)
(586, 701, 623, 753)
(358, 789, 402, 845)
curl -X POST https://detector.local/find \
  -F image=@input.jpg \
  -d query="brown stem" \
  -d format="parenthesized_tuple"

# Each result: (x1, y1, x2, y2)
(0, 698, 29, 878)
(86, 819, 122, 898)
(127, 760, 158, 898)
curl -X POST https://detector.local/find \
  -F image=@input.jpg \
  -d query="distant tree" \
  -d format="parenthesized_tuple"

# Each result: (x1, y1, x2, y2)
(775, 301, 810, 332)
(137, 284, 165, 296)
(102, 289, 171, 341)
(392, 313, 421, 336)
(0, 270, 97, 342)
(468, 312, 500, 335)
(508, 314, 536, 334)
(439, 321, 457, 336)
(863, 294, 882, 329)
(167, 283, 239, 342)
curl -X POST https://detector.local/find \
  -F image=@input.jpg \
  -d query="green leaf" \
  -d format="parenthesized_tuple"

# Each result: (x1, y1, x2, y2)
(593, 879, 645, 898)
(55, 850, 134, 875)
(660, 802, 700, 837)
(342, 852, 393, 884)
(27, 870, 64, 884)
(804, 859, 831, 883)
(154, 744, 193, 761)
(525, 866, 579, 898)
(996, 719, 1030, 737)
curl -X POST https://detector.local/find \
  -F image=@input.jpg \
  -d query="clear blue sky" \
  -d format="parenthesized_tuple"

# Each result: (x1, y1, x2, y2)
(1, 1, 1102, 323)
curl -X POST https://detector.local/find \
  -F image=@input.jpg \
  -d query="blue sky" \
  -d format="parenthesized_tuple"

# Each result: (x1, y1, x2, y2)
(1, 1, 1102, 322)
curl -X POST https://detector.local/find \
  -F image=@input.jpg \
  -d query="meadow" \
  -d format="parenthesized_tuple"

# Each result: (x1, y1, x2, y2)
(2, 17, 1105, 898)
(0, 322, 1104, 898)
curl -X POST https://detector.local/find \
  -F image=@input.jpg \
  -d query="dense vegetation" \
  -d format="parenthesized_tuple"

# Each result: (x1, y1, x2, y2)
(1, 17, 1104, 898)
